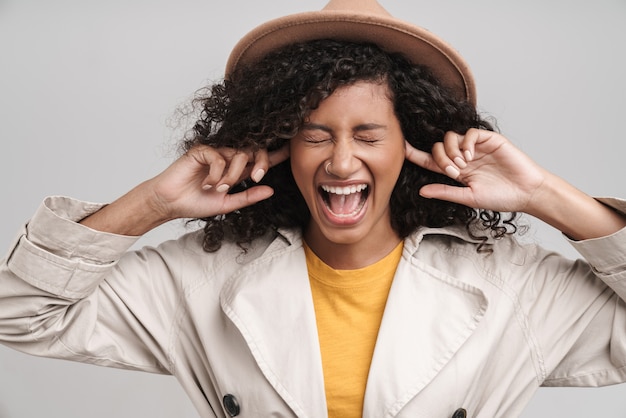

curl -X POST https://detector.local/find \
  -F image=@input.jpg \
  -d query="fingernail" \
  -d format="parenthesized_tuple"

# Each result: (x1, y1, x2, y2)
(216, 184, 229, 193)
(464, 150, 473, 162)
(202, 184, 212, 191)
(454, 157, 467, 168)
(252, 168, 265, 183)
(445, 165, 461, 179)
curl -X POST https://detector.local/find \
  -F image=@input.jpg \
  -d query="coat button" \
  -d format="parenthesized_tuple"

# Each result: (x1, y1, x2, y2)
(452, 408, 467, 418)
(223, 394, 240, 416)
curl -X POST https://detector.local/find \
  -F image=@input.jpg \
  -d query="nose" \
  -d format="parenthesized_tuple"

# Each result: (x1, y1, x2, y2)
(327, 139, 361, 178)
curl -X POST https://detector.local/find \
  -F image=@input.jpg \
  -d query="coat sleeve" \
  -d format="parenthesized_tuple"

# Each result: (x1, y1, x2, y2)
(0, 196, 189, 374)
(528, 198, 626, 387)
(566, 198, 626, 300)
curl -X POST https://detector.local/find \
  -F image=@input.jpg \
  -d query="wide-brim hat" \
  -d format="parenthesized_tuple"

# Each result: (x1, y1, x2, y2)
(225, 0, 476, 105)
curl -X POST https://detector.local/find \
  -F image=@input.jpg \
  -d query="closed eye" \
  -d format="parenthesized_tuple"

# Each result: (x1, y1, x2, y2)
(355, 137, 382, 145)
(302, 136, 332, 144)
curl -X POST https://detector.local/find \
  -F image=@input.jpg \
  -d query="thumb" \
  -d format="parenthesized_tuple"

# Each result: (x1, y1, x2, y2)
(219, 185, 275, 214)
(419, 183, 474, 207)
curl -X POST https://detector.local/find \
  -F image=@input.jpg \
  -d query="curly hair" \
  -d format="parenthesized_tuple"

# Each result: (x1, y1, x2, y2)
(182, 39, 518, 252)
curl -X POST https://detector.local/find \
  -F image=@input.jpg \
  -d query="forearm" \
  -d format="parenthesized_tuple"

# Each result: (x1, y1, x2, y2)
(526, 172, 626, 241)
(0, 197, 173, 371)
(0, 248, 171, 374)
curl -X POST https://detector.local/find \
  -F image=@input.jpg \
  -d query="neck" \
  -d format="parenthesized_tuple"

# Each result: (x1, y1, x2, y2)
(303, 225, 401, 270)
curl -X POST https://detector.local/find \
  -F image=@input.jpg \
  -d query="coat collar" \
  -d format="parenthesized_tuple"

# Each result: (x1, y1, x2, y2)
(220, 227, 488, 418)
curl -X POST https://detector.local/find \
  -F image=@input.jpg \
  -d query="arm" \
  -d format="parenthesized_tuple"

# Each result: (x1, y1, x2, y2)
(0, 197, 171, 372)
(80, 144, 290, 235)
(405, 130, 626, 385)
(0, 144, 289, 367)
(405, 128, 626, 240)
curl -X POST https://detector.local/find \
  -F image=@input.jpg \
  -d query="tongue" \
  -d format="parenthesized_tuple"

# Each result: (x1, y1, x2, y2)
(328, 192, 362, 215)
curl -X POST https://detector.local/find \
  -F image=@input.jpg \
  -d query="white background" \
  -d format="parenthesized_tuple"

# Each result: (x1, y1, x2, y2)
(1, 0, 625, 416)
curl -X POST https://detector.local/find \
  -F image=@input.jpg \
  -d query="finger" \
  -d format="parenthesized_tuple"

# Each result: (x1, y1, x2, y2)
(248, 142, 292, 183)
(187, 146, 227, 189)
(443, 131, 468, 169)
(404, 141, 444, 175)
(215, 151, 251, 192)
(459, 128, 508, 161)
(219, 185, 275, 213)
(250, 149, 270, 183)
(458, 128, 482, 162)
(249, 143, 290, 183)
(268, 143, 290, 167)
(431, 142, 461, 180)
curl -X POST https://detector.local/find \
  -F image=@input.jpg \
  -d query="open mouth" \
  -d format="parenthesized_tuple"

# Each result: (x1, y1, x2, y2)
(319, 184, 369, 218)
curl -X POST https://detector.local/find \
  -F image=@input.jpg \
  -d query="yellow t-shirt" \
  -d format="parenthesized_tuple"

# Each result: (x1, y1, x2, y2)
(305, 241, 404, 418)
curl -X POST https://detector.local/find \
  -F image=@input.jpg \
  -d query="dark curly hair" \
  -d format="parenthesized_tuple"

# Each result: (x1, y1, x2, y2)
(182, 39, 518, 252)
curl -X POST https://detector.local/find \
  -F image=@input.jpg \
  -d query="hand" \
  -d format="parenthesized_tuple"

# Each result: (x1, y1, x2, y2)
(405, 128, 626, 239)
(80, 144, 290, 236)
(405, 128, 547, 213)
(148, 144, 290, 221)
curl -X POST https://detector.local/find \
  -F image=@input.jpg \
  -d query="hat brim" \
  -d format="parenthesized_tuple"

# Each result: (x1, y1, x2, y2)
(225, 10, 476, 105)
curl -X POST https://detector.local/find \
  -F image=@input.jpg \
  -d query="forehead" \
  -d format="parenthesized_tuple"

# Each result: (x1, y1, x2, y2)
(300, 81, 401, 134)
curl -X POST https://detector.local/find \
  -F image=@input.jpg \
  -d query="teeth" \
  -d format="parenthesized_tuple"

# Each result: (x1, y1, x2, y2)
(321, 184, 367, 195)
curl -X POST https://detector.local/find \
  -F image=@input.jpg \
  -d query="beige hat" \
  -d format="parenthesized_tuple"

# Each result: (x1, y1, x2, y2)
(225, 0, 476, 105)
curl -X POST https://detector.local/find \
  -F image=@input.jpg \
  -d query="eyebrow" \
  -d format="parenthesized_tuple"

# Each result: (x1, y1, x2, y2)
(301, 123, 387, 132)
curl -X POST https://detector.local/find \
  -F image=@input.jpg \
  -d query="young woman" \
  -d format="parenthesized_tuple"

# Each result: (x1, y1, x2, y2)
(1, 1, 625, 417)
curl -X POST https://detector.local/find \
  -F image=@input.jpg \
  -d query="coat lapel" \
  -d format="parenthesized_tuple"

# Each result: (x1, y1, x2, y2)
(363, 236, 489, 417)
(219, 234, 327, 418)
(220, 228, 488, 418)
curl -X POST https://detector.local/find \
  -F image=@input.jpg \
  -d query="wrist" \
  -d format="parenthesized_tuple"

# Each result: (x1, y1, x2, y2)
(80, 181, 173, 236)
(524, 173, 626, 240)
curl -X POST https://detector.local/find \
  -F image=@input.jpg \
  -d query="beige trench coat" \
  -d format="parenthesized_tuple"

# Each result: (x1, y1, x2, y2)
(1, 196, 626, 417)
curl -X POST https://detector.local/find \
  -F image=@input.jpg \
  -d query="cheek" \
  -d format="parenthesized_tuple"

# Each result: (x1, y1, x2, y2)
(373, 147, 405, 177)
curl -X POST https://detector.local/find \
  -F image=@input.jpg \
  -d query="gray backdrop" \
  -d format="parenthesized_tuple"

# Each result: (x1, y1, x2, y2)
(1, 0, 625, 416)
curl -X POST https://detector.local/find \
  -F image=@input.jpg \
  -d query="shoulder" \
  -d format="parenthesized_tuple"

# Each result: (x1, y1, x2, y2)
(141, 226, 302, 282)
(405, 225, 576, 283)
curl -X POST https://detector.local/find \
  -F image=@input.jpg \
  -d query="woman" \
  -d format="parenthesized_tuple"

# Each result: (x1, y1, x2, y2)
(1, 0, 625, 417)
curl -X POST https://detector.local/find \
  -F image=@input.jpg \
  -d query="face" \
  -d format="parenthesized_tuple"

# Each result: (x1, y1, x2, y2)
(290, 81, 406, 265)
